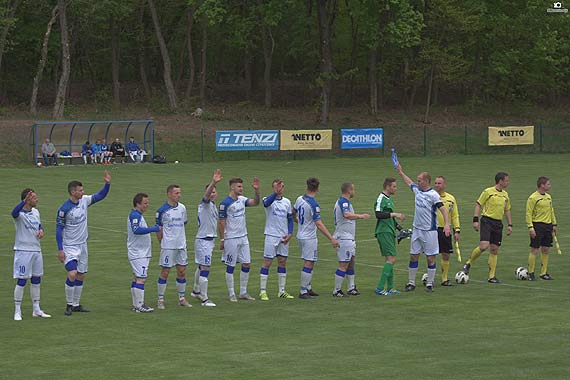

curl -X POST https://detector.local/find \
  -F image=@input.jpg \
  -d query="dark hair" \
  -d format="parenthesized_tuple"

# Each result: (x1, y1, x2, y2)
(85, 141, 90, 145)
(166, 184, 180, 194)
(21, 188, 34, 201)
(436, 175, 446, 182)
(68, 181, 83, 194)
(133, 193, 148, 207)
(495, 172, 509, 184)
(341, 182, 353, 193)
(204, 184, 216, 190)
(229, 177, 243, 186)
(307, 177, 320, 192)
(537, 176, 549, 187)
(272, 178, 283, 186)
(383, 177, 396, 189)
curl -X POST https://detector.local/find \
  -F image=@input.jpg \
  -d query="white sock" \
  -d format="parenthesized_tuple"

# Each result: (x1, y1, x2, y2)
(193, 267, 201, 293)
(199, 276, 209, 301)
(14, 285, 24, 314)
(30, 284, 41, 313)
(277, 273, 286, 293)
(65, 283, 74, 304)
(130, 286, 136, 306)
(225, 272, 235, 297)
(157, 278, 167, 300)
(72, 284, 83, 307)
(260, 274, 268, 292)
(427, 266, 436, 287)
(408, 267, 418, 286)
(133, 288, 144, 308)
(176, 278, 186, 300)
(300, 269, 312, 294)
(346, 274, 355, 290)
(334, 269, 345, 292)
(240, 269, 250, 295)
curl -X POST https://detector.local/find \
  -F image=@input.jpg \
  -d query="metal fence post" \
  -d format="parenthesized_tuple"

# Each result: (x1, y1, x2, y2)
(464, 125, 468, 154)
(539, 124, 543, 153)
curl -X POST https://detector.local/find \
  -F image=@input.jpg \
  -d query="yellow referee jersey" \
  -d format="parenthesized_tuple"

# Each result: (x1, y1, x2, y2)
(477, 186, 511, 220)
(437, 192, 460, 231)
(526, 191, 557, 227)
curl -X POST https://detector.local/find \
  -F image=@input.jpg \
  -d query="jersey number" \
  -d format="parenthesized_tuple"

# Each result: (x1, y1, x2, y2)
(19, 265, 26, 274)
(298, 207, 305, 225)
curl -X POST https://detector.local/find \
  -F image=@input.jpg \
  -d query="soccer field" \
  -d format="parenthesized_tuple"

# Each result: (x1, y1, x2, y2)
(1, 154, 569, 380)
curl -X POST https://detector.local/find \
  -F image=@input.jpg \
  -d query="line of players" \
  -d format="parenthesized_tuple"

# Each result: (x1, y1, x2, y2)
(10, 163, 558, 319)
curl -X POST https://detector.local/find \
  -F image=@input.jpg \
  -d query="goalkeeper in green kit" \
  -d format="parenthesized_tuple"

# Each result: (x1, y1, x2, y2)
(374, 177, 406, 295)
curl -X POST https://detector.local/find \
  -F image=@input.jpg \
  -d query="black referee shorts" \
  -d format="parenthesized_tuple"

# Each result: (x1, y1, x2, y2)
(437, 227, 453, 254)
(529, 222, 553, 248)
(480, 216, 503, 246)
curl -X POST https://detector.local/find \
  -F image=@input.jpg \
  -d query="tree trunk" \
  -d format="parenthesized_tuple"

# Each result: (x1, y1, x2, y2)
(346, 1, 357, 107)
(424, 64, 434, 123)
(368, 47, 378, 115)
(174, 32, 187, 95)
(137, 0, 151, 102)
(110, 15, 120, 110)
(52, 0, 70, 119)
(199, 18, 207, 108)
(316, 0, 337, 126)
(258, 0, 274, 108)
(184, 4, 198, 100)
(0, 0, 22, 80)
(147, 0, 177, 110)
(30, 5, 58, 115)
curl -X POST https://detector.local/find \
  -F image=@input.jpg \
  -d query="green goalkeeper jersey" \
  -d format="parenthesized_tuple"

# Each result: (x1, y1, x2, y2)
(374, 192, 396, 235)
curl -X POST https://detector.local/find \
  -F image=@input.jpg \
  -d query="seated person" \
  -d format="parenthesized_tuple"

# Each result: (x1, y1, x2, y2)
(41, 138, 58, 166)
(81, 141, 94, 164)
(126, 137, 147, 162)
(110, 138, 125, 163)
(91, 139, 102, 164)
(100, 138, 113, 164)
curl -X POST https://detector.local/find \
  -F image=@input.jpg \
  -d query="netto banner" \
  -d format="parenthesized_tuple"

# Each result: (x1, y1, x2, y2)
(280, 130, 332, 150)
(215, 130, 279, 151)
(341, 128, 383, 149)
(488, 126, 534, 146)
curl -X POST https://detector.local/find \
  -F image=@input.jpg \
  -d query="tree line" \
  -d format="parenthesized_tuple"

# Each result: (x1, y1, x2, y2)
(0, 0, 568, 123)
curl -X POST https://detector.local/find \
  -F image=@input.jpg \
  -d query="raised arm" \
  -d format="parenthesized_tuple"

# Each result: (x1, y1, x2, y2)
(91, 171, 111, 204)
(203, 169, 222, 202)
(396, 163, 414, 187)
(246, 177, 260, 206)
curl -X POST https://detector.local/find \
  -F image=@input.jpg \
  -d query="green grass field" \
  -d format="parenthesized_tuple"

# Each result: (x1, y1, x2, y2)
(1, 154, 569, 380)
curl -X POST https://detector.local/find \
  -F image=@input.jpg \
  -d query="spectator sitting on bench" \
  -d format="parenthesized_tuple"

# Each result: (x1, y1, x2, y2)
(41, 138, 58, 166)
(126, 136, 147, 163)
(100, 138, 113, 164)
(91, 139, 102, 164)
(82, 141, 94, 164)
(110, 137, 125, 163)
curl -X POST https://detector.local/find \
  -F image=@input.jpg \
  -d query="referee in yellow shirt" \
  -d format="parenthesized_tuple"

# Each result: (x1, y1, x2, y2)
(526, 176, 557, 281)
(463, 172, 512, 283)
(434, 176, 460, 286)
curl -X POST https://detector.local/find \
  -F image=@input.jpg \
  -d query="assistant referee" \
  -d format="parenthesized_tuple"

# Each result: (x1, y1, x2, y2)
(526, 176, 557, 281)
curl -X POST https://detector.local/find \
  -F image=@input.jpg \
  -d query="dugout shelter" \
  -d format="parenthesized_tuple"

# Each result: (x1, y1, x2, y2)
(31, 120, 154, 164)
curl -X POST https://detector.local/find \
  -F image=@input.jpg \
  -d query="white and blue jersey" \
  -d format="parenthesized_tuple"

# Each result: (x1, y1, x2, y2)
(410, 184, 442, 231)
(294, 194, 321, 240)
(196, 199, 218, 239)
(219, 195, 250, 239)
(333, 196, 355, 240)
(263, 193, 294, 238)
(56, 183, 110, 250)
(156, 202, 187, 249)
(12, 202, 43, 252)
(127, 210, 159, 260)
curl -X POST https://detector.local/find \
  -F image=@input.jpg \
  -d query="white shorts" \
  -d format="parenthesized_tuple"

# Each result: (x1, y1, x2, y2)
(64, 243, 89, 273)
(336, 240, 356, 262)
(222, 236, 251, 267)
(13, 250, 43, 279)
(130, 257, 151, 278)
(194, 238, 214, 266)
(263, 235, 289, 259)
(298, 238, 318, 262)
(160, 248, 188, 268)
(411, 229, 439, 256)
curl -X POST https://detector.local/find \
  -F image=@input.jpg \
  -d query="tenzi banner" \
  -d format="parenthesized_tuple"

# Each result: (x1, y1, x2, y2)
(488, 126, 534, 146)
(341, 128, 383, 149)
(215, 130, 279, 151)
(280, 130, 332, 150)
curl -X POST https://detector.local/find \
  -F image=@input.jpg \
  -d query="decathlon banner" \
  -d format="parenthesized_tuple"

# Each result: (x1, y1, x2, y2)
(341, 128, 383, 149)
(280, 130, 332, 150)
(488, 126, 534, 146)
(215, 130, 279, 151)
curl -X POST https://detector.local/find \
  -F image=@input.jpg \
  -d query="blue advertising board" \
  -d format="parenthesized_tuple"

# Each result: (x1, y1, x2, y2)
(216, 130, 279, 151)
(340, 128, 383, 149)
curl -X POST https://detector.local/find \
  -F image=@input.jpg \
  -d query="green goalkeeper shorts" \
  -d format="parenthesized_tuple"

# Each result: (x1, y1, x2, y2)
(376, 233, 397, 257)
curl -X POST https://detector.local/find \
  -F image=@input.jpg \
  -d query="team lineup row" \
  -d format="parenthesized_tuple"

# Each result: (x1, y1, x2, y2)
(10, 162, 558, 319)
